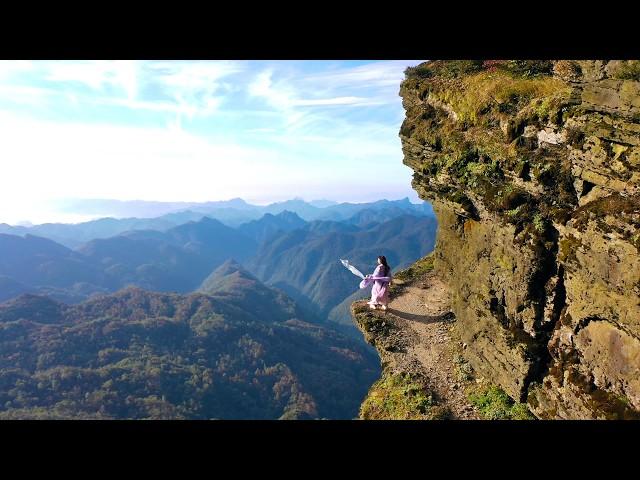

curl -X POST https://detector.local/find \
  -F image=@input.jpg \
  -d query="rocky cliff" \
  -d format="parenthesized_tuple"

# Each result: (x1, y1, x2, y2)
(362, 60, 640, 419)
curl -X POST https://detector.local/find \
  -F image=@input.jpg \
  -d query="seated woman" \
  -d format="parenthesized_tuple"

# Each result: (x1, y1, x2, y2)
(366, 255, 392, 311)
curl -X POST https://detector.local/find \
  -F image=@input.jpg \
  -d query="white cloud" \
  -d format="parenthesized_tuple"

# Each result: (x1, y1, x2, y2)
(0, 84, 53, 106)
(100, 97, 188, 114)
(303, 60, 423, 89)
(292, 96, 382, 107)
(45, 60, 139, 99)
(245, 128, 277, 133)
(145, 61, 246, 119)
(0, 61, 246, 120)
(147, 61, 243, 90)
(248, 68, 386, 111)
(0, 109, 367, 201)
(0, 61, 421, 223)
(0, 111, 274, 201)
(246, 60, 422, 137)
(0, 60, 34, 81)
(248, 69, 294, 109)
(0, 103, 412, 222)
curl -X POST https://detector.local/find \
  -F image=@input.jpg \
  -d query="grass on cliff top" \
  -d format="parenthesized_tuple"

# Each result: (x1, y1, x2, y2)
(392, 252, 435, 284)
(405, 60, 554, 81)
(360, 372, 450, 420)
(468, 384, 535, 420)
(430, 69, 571, 127)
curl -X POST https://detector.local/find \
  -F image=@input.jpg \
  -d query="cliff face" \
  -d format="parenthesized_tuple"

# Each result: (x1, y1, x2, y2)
(398, 60, 640, 419)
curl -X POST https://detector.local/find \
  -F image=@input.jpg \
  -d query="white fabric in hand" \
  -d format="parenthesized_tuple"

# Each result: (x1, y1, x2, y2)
(340, 259, 365, 279)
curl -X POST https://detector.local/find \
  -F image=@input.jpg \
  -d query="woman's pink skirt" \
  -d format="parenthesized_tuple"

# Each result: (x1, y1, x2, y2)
(369, 281, 390, 306)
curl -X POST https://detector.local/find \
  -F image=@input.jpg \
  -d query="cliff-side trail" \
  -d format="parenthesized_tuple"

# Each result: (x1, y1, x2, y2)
(352, 258, 480, 419)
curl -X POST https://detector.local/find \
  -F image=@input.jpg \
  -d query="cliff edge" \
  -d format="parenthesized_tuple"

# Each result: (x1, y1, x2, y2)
(355, 60, 640, 419)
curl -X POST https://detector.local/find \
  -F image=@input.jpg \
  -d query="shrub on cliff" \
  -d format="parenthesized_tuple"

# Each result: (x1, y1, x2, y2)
(468, 384, 535, 420)
(360, 372, 450, 420)
(405, 64, 433, 79)
(552, 60, 582, 81)
(435, 60, 484, 78)
(407, 60, 555, 82)
(608, 60, 640, 81)
(503, 60, 553, 77)
(405, 60, 484, 80)
(482, 60, 507, 72)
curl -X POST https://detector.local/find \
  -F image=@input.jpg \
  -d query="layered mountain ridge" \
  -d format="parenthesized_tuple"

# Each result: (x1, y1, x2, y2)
(0, 202, 437, 333)
(0, 261, 380, 419)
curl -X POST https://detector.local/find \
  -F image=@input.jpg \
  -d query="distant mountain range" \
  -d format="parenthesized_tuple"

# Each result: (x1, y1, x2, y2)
(0, 262, 379, 419)
(0, 197, 438, 419)
(237, 211, 307, 246)
(0, 211, 208, 249)
(248, 214, 438, 324)
(0, 197, 433, 248)
(0, 217, 257, 303)
(0, 199, 438, 332)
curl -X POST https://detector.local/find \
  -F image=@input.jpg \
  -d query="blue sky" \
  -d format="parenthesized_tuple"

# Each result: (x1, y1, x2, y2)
(0, 60, 424, 224)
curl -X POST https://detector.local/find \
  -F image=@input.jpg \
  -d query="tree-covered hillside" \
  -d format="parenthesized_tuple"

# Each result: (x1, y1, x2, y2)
(0, 265, 380, 419)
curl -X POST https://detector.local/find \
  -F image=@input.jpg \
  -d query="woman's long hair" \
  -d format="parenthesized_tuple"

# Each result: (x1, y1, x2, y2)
(378, 255, 390, 277)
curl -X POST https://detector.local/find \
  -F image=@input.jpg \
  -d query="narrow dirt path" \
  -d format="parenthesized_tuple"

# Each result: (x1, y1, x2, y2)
(386, 272, 478, 419)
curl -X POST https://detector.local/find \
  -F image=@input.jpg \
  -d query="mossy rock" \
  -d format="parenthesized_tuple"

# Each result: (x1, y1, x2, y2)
(558, 234, 582, 264)
(360, 372, 450, 420)
(572, 193, 640, 233)
(606, 60, 640, 82)
(468, 384, 535, 420)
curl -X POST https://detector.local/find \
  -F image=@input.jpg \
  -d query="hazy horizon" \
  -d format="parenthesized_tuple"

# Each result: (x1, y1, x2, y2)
(0, 60, 425, 225)
(2, 194, 425, 226)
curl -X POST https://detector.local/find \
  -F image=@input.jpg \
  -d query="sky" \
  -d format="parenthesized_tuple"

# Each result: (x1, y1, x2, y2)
(0, 60, 425, 225)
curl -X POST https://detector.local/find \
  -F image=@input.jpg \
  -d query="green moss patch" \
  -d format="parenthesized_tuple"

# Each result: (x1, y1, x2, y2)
(502, 60, 554, 78)
(360, 372, 450, 420)
(401, 63, 576, 237)
(393, 253, 435, 285)
(558, 234, 582, 264)
(468, 384, 535, 420)
(453, 354, 474, 382)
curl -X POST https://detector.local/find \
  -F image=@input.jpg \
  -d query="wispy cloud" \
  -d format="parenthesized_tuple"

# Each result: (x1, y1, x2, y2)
(246, 60, 423, 134)
(292, 96, 383, 107)
(0, 60, 424, 223)
(145, 61, 246, 118)
(303, 61, 418, 89)
(248, 69, 295, 109)
(0, 61, 247, 121)
(45, 60, 139, 99)
(0, 60, 35, 81)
